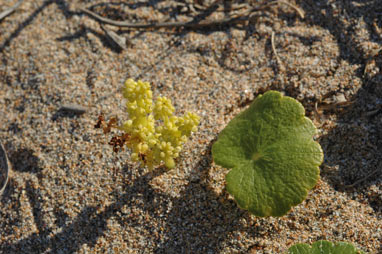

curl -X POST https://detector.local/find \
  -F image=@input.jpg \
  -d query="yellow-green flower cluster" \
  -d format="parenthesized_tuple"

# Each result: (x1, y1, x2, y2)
(118, 79, 199, 169)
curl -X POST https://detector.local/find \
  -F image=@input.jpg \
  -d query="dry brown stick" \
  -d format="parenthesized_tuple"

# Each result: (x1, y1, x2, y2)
(60, 104, 88, 114)
(80, 7, 249, 29)
(80, 0, 304, 29)
(195, 0, 304, 17)
(192, 0, 222, 13)
(270, 0, 305, 19)
(0, 0, 23, 21)
(194, 2, 248, 12)
(0, 143, 10, 195)
(100, 25, 127, 50)
(344, 168, 380, 188)
(271, 31, 285, 72)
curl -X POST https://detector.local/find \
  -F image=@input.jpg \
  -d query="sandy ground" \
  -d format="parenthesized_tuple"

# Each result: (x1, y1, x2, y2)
(0, 0, 381, 253)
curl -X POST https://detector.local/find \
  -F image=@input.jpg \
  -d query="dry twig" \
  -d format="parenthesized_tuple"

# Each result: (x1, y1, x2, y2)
(271, 31, 285, 72)
(0, 143, 10, 195)
(80, 7, 248, 29)
(80, 0, 304, 28)
(194, 2, 248, 12)
(100, 25, 127, 51)
(344, 167, 381, 188)
(60, 104, 87, 114)
(268, 0, 304, 19)
(79, 1, 304, 29)
(0, 0, 23, 21)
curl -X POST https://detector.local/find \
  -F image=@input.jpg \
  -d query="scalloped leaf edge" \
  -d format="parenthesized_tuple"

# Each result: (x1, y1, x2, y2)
(212, 90, 323, 217)
(287, 240, 365, 254)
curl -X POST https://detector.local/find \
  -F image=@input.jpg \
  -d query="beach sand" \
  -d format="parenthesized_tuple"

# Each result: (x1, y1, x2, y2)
(0, 0, 381, 253)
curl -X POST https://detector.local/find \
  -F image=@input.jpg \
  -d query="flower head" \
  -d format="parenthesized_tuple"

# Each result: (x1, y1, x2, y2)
(99, 79, 199, 169)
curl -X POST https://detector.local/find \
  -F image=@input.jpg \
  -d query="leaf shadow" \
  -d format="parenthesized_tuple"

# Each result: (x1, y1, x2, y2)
(150, 140, 266, 253)
(319, 78, 382, 216)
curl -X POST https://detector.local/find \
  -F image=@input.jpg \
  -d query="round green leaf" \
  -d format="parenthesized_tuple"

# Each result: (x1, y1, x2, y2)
(287, 240, 365, 254)
(212, 91, 323, 217)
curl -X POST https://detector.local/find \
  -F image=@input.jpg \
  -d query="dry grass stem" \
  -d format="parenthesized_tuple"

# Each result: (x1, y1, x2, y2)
(271, 31, 285, 72)
(267, 0, 305, 19)
(80, 0, 304, 30)
(0, 0, 23, 21)
(344, 167, 381, 188)
(100, 25, 127, 51)
(0, 143, 10, 195)
(60, 104, 88, 114)
(80, 7, 248, 29)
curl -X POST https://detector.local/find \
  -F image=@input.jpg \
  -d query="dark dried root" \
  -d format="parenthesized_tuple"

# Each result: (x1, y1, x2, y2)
(109, 133, 131, 153)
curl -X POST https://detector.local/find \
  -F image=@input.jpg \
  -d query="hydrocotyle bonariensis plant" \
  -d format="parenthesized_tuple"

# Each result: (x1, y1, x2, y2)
(212, 90, 323, 217)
